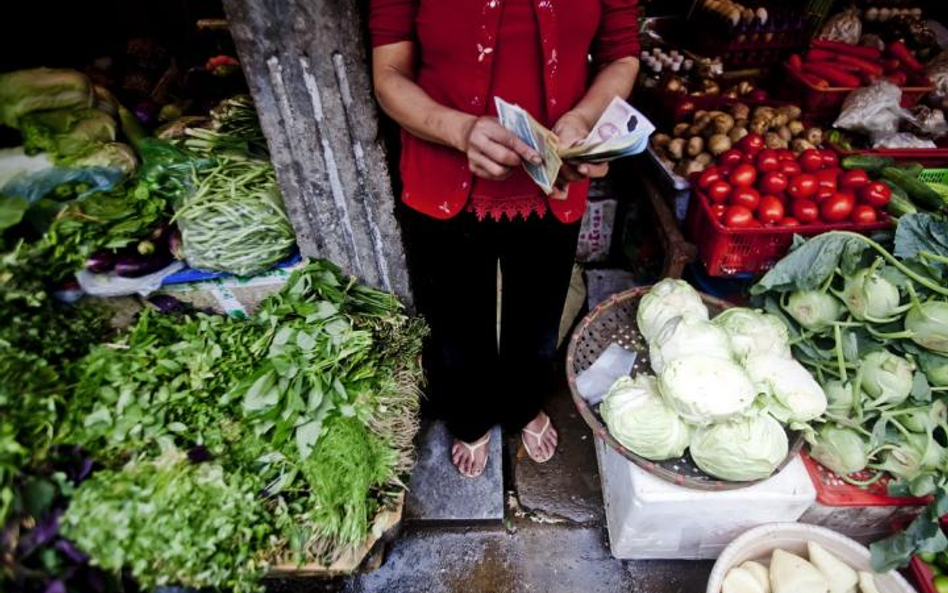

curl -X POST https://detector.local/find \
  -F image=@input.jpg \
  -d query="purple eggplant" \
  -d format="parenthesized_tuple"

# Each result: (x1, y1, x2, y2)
(168, 226, 184, 260)
(84, 251, 115, 274)
(114, 251, 173, 278)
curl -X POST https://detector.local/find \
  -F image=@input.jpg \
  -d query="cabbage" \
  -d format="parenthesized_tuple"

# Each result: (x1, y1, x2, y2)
(823, 380, 856, 417)
(713, 307, 792, 361)
(689, 414, 789, 481)
(784, 290, 843, 332)
(861, 351, 914, 406)
(0, 68, 94, 128)
(905, 301, 948, 355)
(19, 108, 117, 159)
(745, 354, 827, 424)
(600, 375, 691, 461)
(809, 424, 868, 475)
(648, 316, 732, 374)
(837, 268, 903, 322)
(658, 355, 756, 425)
(636, 279, 709, 343)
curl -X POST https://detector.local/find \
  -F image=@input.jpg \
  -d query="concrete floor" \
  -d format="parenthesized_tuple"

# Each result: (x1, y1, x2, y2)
(268, 379, 713, 593)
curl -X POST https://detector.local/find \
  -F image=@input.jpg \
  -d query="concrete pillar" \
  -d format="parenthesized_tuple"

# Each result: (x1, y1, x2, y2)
(221, 0, 411, 302)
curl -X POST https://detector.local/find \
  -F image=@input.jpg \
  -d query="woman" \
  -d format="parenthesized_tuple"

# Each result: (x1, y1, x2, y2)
(370, 0, 640, 477)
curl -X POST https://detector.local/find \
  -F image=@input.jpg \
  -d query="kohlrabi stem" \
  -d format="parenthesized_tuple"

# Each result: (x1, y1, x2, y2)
(866, 325, 914, 340)
(834, 323, 848, 382)
(835, 231, 948, 296)
(841, 471, 885, 487)
(920, 250, 948, 266)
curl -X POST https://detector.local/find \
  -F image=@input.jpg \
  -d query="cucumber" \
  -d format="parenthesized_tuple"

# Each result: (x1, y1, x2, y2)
(894, 162, 924, 178)
(881, 179, 917, 217)
(841, 155, 894, 173)
(881, 167, 948, 212)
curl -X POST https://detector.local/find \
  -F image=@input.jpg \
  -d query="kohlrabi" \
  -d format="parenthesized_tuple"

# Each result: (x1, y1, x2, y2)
(809, 424, 869, 475)
(861, 351, 915, 406)
(835, 267, 908, 323)
(905, 300, 948, 355)
(784, 290, 843, 332)
(823, 380, 857, 417)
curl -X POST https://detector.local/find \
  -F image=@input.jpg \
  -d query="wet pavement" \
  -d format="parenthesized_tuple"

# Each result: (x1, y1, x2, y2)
(267, 381, 714, 593)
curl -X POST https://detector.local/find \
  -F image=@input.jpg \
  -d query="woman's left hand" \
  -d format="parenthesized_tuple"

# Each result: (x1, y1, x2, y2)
(552, 111, 609, 186)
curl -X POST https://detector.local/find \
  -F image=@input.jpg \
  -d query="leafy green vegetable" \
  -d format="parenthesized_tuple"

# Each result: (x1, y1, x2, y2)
(0, 68, 94, 128)
(19, 108, 116, 159)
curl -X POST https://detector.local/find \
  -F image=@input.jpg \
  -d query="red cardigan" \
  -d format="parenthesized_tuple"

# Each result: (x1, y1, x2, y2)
(370, 0, 640, 224)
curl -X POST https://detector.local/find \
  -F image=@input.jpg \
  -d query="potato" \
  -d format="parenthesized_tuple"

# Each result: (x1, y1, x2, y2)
(750, 118, 769, 135)
(651, 133, 672, 148)
(788, 120, 805, 137)
(777, 104, 802, 120)
(680, 159, 707, 176)
(694, 110, 709, 122)
(730, 103, 750, 121)
(673, 123, 690, 138)
(686, 136, 705, 157)
(776, 125, 793, 142)
(729, 126, 749, 143)
(667, 137, 686, 160)
(803, 127, 823, 146)
(791, 138, 816, 153)
(771, 112, 790, 128)
(694, 152, 714, 166)
(765, 132, 785, 149)
(707, 134, 732, 156)
(711, 113, 735, 135)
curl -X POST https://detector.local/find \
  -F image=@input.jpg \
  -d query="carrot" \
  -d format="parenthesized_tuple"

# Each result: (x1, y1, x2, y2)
(834, 54, 885, 77)
(799, 73, 829, 88)
(812, 39, 882, 60)
(805, 49, 837, 62)
(803, 63, 862, 87)
(887, 41, 924, 73)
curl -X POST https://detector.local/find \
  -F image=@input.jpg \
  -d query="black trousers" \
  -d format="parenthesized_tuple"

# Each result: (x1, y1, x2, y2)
(402, 207, 580, 442)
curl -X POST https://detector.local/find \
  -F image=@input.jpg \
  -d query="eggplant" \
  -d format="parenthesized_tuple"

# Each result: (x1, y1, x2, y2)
(148, 294, 187, 314)
(85, 251, 115, 274)
(114, 251, 172, 278)
(167, 226, 184, 260)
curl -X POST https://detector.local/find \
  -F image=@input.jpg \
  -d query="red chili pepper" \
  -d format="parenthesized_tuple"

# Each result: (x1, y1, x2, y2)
(805, 49, 837, 62)
(802, 63, 862, 87)
(882, 59, 901, 73)
(798, 72, 829, 88)
(887, 41, 924, 73)
(812, 39, 882, 60)
(788, 54, 803, 70)
(833, 54, 884, 78)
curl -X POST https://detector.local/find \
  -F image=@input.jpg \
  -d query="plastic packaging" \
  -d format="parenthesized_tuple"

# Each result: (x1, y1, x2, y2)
(817, 8, 862, 44)
(834, 81, 913, 139)
(872, 133, 938, 149)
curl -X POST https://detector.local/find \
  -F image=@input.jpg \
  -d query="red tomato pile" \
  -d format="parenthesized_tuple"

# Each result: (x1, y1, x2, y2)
(695, 135, 890, 229)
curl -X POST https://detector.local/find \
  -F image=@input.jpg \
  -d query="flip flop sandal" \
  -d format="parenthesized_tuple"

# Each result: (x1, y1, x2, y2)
(521, 415, 555, 464)
(454, 433, 491, 478)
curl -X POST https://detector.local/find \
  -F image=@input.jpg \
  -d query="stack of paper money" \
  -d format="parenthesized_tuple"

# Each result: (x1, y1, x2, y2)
(494, 96, 655, 195)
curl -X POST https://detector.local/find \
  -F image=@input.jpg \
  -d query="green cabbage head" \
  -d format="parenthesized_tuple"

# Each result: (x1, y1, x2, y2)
(745, 354, 827, 424)
(713, 307, 791, 362)
(861, 351, 914, 406)
(689, 414, 789, 481)
(636, 279, 708, 343)
(600, 375, 691, 461)
(648, 316, 733, 374)
(658, 354, 756, 425)
(905, 301, 948, 355)
(809, 424, 868, 475)
(784, 290, 843, 332)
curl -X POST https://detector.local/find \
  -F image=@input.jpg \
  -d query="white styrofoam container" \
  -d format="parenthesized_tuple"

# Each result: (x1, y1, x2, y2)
(706, 522, 914, 593)
(595, 437, 816, 560)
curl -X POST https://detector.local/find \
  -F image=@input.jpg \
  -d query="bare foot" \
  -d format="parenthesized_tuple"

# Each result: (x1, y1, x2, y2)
(451, 432, 490, 478)
(521, 411, 558, 463)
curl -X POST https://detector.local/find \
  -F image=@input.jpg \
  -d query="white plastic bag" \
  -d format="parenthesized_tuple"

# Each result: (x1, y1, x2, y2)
(834, 81, 913, 139)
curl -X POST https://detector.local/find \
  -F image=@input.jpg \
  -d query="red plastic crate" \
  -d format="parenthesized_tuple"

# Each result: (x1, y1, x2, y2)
(783, 64, 934, 123)
(800, 450, 929, 508)
(685, 190, 891, 277)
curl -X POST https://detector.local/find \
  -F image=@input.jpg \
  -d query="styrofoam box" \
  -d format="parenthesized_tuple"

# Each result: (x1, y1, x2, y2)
(595, 437, 816, 560)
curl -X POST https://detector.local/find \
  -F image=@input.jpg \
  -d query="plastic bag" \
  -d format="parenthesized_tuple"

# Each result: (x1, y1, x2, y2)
(926, 50, 948, 97)
(834, 81, 913, 139)
(817, 8, 862, 44)
(872, 133, 937, 149)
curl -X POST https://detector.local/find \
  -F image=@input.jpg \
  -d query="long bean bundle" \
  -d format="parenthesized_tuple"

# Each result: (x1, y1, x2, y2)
(174, 156, 296, 276)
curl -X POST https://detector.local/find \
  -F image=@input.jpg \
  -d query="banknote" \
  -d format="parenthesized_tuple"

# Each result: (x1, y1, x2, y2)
(494, 97, 560, 194)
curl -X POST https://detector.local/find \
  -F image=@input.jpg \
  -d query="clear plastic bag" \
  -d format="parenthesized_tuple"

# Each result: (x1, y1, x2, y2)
(834, 81, 914, 140)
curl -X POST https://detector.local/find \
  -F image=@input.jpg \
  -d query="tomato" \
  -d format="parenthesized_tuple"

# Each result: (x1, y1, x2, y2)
(787, 174, 817, 200)
(756, 149, 780, 172)
(719, 149, 745, 169)
(821, 149, 839, 169)
(710, 203, 728, 220)
(728, 163, 758, 188)
(722, 205, 755, 228)
(851, 204, 878, 225)
(791, 198, 819, 223)
(737, 133, 765, 155)
(798, 148, 825, 172)
(815, 169, 838, 192)
(778, 216, 801, 227)
(820, 192, 856, 222)
(858, 181, 892, 208)
(814, 188, 835, 203)
(758, 171, 788, 195)
(696, 167, 723, 191)
(706, 181, 732, 204)
(779, 160, 802, 177)
(730, 187, 761, 210)
(839, 169, 870, 190)
(776, 149, 796, 161)
(758, 195, 785, 224)
(746, 219, 763, 228)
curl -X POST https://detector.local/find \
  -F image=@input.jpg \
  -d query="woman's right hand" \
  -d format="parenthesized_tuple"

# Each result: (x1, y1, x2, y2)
(462, 116, 542, 180)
